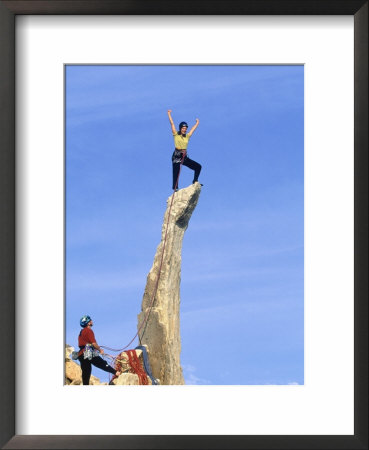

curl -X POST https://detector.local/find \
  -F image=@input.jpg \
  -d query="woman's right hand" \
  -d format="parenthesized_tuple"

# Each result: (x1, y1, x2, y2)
(168, 109, 172, 114)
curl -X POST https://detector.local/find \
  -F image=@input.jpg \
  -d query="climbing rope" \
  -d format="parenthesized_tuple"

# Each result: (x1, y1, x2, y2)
(126, 349, 149, 385)
(101, 151, 186, 353)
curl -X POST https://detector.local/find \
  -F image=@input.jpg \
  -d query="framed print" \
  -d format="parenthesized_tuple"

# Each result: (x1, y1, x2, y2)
(64, 63, 305, 390)
(0, 1, 367, 449)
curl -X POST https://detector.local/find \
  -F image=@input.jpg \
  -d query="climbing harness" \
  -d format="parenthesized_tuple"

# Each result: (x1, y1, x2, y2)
(82, 344, 100, 360)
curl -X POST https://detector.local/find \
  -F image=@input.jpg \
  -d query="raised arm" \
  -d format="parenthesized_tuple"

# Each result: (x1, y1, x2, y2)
(167, 110, 177, 134)
(187, 118, 199, 137)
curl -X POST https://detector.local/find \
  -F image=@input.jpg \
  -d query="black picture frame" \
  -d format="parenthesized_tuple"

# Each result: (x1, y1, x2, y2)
(0, 1, 367, 449)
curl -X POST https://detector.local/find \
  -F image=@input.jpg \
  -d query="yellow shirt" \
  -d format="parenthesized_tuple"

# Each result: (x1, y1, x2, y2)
(173, 132, 191, 150)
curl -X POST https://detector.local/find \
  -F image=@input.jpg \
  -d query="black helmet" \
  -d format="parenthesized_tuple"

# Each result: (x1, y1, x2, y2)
(179, 121, 188, 130)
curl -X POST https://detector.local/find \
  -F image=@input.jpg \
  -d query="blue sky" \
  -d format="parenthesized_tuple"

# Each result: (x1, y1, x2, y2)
(65, 65, 304, 385)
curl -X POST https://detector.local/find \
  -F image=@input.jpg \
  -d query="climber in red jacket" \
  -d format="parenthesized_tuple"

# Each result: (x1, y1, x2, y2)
(77, 315, 121, 385)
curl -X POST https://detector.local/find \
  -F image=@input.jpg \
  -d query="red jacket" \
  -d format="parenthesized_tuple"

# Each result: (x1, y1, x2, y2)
(78, 327, 96, 355)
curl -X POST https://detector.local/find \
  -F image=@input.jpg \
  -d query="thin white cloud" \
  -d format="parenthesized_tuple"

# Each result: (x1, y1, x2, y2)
(182, 364, 212, 385)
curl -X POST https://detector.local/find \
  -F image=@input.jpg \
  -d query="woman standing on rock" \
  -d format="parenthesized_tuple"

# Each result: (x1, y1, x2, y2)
(168, 110, 202, 190)
(77, 315, 121, 385)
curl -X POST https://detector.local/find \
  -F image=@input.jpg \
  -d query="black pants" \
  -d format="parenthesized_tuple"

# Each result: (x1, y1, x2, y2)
(78, 355, 116, 385)
(172, 156, 202, 190)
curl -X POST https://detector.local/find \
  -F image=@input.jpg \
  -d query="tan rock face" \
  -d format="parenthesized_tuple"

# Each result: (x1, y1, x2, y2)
(137, 183, 201, 385)
(113, 373, 141, 385)
(65, 360, 82, 384)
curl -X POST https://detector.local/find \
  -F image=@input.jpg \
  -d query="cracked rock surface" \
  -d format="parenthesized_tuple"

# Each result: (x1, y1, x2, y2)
(137, 182, 202, 385)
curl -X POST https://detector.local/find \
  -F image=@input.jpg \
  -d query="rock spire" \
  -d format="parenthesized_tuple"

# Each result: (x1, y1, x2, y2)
(137, 182, 202, 385)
